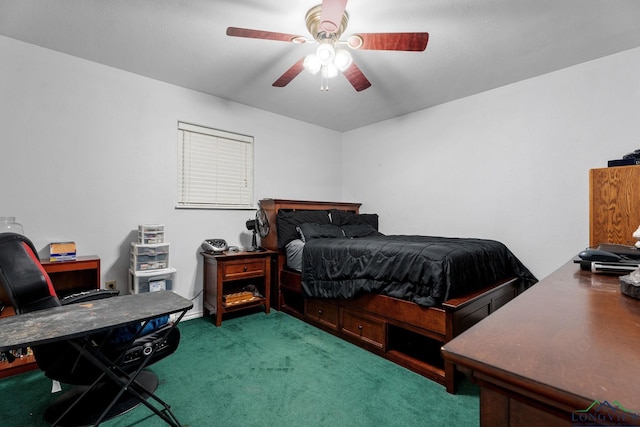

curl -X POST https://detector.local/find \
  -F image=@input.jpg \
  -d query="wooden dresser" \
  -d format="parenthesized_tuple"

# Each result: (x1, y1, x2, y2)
(590, 165, 640, 246)
(442, 260, 640, 426)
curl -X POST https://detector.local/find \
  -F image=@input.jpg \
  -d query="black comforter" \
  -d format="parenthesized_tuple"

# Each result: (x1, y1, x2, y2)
(301, 235, 536, 307)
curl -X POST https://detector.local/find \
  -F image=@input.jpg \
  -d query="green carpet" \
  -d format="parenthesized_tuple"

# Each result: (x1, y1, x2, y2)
(0, 311, 479, 426)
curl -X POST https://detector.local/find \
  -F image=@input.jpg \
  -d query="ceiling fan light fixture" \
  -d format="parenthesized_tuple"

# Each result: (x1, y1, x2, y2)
(333, 49, 353, 71)
(303, 53, 322, 75)
(316, 42, 335, 65)
(227, 1, 429, 92)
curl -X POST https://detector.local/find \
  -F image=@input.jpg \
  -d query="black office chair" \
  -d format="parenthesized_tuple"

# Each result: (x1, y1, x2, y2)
(0, 232, 181, 426)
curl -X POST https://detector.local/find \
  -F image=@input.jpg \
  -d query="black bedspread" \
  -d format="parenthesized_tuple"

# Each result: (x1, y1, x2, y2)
(301, 235, 537, 307)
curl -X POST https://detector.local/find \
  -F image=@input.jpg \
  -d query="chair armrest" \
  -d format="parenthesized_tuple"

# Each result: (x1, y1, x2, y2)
(60, 289, 120, 305)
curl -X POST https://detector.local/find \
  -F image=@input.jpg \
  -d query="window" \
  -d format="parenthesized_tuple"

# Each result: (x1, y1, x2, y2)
(177, 122, 254, 209)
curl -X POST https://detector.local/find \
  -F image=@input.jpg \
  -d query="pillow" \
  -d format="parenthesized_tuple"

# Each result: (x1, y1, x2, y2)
(330, 209, 379, 230)
(285, 239, 305, 272)
(276, 210, 330, 249)
(342, 224, 384, 238)
(297, 223, 345, 242)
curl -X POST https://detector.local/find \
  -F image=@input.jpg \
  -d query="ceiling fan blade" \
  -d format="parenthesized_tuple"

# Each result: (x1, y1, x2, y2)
(227, 27, 307, 43)
(320, 0, 348, 34)
(349, 32, 429, 51)
(343, 62, 371, 92)
(272, 58, 306, 87)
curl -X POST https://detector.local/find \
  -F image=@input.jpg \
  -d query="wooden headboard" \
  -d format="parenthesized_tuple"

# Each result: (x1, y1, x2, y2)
(258, 199, 361, 311)
(259, 199, 361, 252)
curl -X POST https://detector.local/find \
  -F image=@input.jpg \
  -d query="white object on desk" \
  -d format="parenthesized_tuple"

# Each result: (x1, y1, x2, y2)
(634, 225, 640, 248)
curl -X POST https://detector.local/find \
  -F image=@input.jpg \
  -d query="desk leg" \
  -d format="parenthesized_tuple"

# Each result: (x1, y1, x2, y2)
(82, 344, 180, 427)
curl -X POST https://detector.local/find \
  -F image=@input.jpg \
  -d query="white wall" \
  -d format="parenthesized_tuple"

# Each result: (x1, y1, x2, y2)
(0, 35, 342, 318)
(3, 33, 640, 313)
(343, 47, 640, 280)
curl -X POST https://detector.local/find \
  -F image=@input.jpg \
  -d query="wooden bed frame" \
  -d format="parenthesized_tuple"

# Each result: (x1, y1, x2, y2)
(259, 199, 526, 393)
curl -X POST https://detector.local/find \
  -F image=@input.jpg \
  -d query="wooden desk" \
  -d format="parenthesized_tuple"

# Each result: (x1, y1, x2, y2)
(442, 260, 640, 426)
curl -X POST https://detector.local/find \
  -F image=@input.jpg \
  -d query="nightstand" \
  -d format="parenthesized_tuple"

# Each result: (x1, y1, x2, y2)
(201, 250, 275, 326)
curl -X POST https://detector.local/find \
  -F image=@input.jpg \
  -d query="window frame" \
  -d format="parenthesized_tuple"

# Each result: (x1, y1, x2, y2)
(176, 122, 255, 210)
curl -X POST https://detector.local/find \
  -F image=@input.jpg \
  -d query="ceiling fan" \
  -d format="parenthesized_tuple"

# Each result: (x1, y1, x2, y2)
(226, 0, 429, 92)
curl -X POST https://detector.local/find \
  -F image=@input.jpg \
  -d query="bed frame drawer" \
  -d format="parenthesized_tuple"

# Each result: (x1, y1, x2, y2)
(305, 299, 339, 331)
(340, 309, 386, 350)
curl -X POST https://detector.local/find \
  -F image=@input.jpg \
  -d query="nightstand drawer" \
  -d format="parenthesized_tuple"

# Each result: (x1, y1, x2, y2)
(306, 299, 339, 330)
(341, 309, 386, 350)
(221, 260, 265, 280)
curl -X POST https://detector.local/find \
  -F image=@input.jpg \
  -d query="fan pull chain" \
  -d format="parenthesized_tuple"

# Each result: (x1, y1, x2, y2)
(321, 65, 330, 91)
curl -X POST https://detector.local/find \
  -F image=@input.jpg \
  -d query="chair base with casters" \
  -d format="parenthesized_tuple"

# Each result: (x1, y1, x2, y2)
(0, 232, 189, 426)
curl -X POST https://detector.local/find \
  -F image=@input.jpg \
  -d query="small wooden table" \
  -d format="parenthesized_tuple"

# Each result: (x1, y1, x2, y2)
(202, 250, 275, 326)
(442, 260, 640, 426)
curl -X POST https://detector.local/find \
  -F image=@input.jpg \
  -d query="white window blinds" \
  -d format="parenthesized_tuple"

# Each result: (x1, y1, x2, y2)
(177, 122, 254, 209)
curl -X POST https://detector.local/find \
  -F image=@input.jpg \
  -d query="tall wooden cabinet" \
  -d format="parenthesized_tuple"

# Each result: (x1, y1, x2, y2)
(589, 165, 640, 247)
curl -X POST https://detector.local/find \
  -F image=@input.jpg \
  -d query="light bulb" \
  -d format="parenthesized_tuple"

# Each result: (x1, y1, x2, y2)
(303, 54, 321, 75)
(316, 43, 335, 66)
(333, 49, 353, 71)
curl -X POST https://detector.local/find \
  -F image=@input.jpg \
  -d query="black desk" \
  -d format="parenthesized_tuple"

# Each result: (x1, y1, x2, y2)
(0, 290, 193, 426)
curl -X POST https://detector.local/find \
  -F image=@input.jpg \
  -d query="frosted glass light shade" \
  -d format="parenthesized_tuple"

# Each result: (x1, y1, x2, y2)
(316, 43, 335, 65)
(334, 49, 353, 71)
(303, 54, 322, 74)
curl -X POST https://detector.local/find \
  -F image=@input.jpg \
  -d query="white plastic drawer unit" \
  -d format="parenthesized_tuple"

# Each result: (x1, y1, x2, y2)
(131, 243, 169, 256)
(138, 224, 165, 244)
(130, 243, 170, 271)
(129, 267, 176, 294)
(130, 254, 169, 271)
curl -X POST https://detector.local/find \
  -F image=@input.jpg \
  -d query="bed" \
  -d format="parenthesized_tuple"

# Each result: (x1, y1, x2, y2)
(259, 199, 536, 393)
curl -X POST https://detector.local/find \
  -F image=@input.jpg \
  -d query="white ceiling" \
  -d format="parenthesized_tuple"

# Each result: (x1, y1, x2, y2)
(1, 0, 640, 132)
